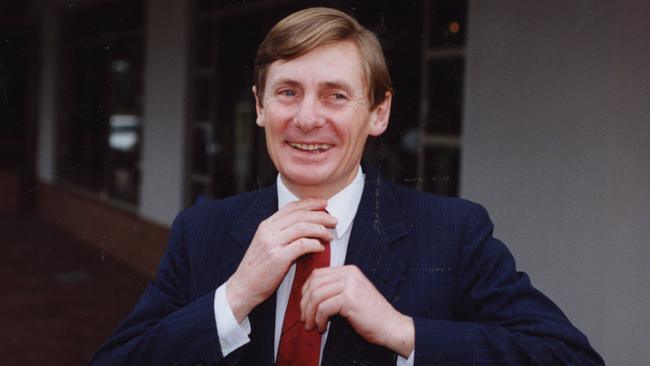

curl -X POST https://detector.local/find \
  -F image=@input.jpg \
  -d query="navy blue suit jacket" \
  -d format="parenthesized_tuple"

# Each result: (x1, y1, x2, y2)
(92, 168, 603, 365)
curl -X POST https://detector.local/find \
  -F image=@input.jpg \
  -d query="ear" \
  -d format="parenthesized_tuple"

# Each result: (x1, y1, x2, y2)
(252, 85, 265, 127)
(368, 92, 392, 137)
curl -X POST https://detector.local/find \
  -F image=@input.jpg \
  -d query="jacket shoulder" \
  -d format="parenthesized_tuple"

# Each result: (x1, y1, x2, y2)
(388, 181, 488, 222)
(171, 186, 274, 240)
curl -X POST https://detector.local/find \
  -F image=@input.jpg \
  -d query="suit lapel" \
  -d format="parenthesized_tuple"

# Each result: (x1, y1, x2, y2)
(229, 185, 278, 248)
(227, 186, 278, 366)
(322, 168, 409, 365)
(345, 168, 408, 302)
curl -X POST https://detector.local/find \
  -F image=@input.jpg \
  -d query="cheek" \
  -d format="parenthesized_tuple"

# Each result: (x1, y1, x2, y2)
(265, 110, 295, 135)
(343, 118, 371, 144)
(263, 116, 286, 139)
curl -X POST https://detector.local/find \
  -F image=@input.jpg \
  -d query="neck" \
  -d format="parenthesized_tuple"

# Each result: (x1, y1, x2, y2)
(280, 167, 360, 200)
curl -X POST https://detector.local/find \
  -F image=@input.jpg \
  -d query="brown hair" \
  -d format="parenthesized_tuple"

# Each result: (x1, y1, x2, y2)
(254, 7, 393, 109)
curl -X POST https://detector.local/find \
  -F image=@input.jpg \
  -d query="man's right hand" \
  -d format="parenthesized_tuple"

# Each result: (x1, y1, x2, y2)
(226, 198, 336, 322)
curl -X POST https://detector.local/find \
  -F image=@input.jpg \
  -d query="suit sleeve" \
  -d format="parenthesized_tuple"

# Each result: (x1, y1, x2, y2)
(412, 204, 604, 365)
(90, 210, 230, 366)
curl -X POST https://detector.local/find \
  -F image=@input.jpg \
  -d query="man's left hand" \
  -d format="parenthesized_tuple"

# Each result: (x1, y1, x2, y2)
(300, 265, 414, 358)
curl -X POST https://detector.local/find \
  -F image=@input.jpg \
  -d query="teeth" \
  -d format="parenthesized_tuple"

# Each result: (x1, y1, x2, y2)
(288, 142, 332, 151)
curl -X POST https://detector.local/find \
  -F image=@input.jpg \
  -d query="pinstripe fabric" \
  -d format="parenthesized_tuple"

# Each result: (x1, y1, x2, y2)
(91, 167, 603, 365)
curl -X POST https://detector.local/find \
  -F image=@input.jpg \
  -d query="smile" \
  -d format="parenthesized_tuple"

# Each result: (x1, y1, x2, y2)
(287, 142, 333, 152)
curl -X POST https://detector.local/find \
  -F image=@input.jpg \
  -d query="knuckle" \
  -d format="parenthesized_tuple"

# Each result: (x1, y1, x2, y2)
(268, 248, 281, 262)
(308, 237, 318, 246)
(293, 222, 306, 233)
(257, 235, 270, 248)
(315, 210, 328, 220)
(309, 286, 321, 300)
(303, 197, 317, 205)
(304, 290, 314, 305)
(342, 286, 354, 300)
(318, 224, 328, 234)
(300, 221, 313, 232)
(316, 300, 326, 314)
(298, 238, 314, 251)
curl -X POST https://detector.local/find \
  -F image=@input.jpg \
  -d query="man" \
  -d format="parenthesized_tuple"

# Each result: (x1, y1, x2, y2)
(92, 7, 603, 366)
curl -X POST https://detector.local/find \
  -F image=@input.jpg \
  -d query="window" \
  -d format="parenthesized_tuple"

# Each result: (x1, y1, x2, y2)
(57, 0, 144, 205)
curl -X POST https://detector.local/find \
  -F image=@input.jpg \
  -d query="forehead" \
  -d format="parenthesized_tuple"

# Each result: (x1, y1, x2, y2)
(265, 41, 368, 93)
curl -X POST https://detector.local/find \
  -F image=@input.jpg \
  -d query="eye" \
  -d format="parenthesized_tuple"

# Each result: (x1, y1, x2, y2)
(328, 92, 349, 104)
(278, 89, 297, 97)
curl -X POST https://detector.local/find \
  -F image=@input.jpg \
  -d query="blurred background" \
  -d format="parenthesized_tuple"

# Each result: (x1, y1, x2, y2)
(1, 0, 648, 364)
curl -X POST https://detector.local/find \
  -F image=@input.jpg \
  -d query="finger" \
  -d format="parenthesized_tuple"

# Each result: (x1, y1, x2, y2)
(273, 209, 337, 231)
(281, 237, 326, 262)
(279, 221, 333, 244)
(301, 267, 341, 297)
(252, 213, 334, 254)
(262, 221, 331, 249)
(301, 280, 344, 327)
(313, 294, 344, 332)
(266, 198, 328, 223)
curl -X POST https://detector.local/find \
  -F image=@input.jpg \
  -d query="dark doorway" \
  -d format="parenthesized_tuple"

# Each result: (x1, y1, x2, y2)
(0, 5, 39, 212)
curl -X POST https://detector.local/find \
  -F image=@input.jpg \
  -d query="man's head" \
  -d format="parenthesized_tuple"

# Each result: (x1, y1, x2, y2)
(253, 8, 393, 199)
(254, 7, 393, 110)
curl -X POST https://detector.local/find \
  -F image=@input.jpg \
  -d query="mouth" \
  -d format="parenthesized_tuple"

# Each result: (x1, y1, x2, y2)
(287, 142, 333, 152)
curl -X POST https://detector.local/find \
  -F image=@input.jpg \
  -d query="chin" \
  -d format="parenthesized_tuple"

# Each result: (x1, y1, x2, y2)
(283, 170, 330, 187)
(280, 162, 337, 185)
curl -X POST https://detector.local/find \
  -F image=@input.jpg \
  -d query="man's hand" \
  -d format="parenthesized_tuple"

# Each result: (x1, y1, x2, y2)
(226, 198, 337, 322)
(300, 265, 415, 358)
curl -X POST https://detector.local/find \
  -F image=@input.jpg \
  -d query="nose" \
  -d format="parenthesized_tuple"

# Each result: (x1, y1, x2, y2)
(294, 94, 325, 132)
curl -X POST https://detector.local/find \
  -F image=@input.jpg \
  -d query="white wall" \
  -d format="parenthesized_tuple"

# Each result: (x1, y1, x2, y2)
(138, 0, 190, 225)
(462, 1, 650, 364)
(35, 1, 59, 184)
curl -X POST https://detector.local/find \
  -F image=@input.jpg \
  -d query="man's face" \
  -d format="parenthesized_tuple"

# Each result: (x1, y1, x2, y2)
(254, 41, 391, 198)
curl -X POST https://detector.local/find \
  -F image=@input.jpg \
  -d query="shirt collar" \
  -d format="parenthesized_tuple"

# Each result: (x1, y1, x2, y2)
(276, 167, 365, 239)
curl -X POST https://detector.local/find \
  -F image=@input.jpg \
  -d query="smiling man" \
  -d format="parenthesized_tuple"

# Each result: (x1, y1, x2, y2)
(92, 7, 603, 366)
(253, 39, 390, 200)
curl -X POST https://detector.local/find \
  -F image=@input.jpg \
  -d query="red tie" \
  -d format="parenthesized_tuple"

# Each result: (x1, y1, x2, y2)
(276, 232, 331, 366)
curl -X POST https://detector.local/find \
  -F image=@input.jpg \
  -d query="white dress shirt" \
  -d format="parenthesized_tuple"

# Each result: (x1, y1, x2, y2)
(213, 166, 414, 365)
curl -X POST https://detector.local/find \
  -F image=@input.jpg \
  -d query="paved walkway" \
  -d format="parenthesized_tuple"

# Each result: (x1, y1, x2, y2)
(0, 214, 150, 365)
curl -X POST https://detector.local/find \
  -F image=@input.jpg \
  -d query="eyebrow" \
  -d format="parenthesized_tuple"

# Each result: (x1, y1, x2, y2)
(320, 80, 355, 94)
(268, 78, 301, 89)
(268, 78, 356, 95)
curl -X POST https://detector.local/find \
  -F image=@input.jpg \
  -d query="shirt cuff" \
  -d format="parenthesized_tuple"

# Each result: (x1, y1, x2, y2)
(214, 282, 251, 356)
(396, 349, 415, 366)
